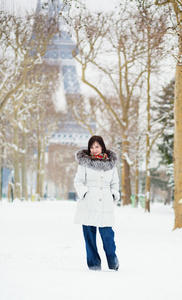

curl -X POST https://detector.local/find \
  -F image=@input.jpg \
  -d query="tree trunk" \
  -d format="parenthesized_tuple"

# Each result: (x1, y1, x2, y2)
(36, 129, 46, 200)
(173, 22, 182, 229)
(145, 28, 151, 212)
(39, 135, 45, 199)
(122, 136, 131, 205)
(123, 159, 131, 204)
(13, 113, 21, 200)
(21, 127, 28, 200)
(63, 174, 68, 200)
(0, 146, 2, 201)
(145, 153, 151, 212)
(36, 128, 41, 198)
(8, 182, 13, 202)
(135, 155, 139, 207)
(30, 170, 33, 200)
(117, 141, 122, 205)
(135, 99, 139, 207)
(145, 129, 151, 212)
(58, 183, 62, 200)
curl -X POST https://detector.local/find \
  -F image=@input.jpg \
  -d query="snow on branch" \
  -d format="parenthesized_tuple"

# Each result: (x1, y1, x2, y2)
(11, 143, 19, 151)
(123, 152, 133, 166)
(150, 113, 170, 127)
(34, 53, 43, 65)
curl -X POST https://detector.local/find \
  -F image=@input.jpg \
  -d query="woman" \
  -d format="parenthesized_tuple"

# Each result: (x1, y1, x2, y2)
(74, 135, 120, 271)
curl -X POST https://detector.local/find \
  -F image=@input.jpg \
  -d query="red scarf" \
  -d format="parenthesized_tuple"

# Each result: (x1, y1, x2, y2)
(91, 153, 108, 160)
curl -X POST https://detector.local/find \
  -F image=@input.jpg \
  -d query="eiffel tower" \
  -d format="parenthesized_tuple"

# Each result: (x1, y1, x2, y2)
(36, 0, 95, 147)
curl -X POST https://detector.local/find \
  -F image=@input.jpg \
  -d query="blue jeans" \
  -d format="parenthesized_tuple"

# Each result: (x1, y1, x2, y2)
(82, 225, 119, 270)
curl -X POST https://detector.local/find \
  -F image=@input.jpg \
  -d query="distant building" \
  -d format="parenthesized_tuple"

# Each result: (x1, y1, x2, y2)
(36, 0, 96, 147)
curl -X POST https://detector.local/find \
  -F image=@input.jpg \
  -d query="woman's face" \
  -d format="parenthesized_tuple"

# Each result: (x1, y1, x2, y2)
(90, 141, 102, 155)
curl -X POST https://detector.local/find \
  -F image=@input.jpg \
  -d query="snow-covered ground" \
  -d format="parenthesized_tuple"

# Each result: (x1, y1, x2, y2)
(0, 200, 181, 300)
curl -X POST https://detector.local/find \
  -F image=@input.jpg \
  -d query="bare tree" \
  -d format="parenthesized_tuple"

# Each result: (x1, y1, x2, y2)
(134, 2, 168, 211)
(155, 0, 182, 228)
(66, 94, 96, 135)
(29, 65, 60, 200)
(19, 63, 59, 200)
(70, 8, 148, 204)
(0, 12, 60, 199)
(0, 12, 59, 113)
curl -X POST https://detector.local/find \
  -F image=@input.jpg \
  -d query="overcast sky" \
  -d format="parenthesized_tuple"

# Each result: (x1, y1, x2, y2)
(1, 0, 118, 14)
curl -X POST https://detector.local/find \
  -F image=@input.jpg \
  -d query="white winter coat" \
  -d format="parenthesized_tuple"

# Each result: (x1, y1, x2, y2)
(74, 149, 120, 227)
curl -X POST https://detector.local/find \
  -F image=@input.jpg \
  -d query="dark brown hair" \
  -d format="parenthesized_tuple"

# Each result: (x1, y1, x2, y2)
(87, 135, 107, 154)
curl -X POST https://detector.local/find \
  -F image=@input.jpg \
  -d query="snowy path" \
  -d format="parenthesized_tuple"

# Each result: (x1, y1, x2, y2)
(0, 200, 182, 300)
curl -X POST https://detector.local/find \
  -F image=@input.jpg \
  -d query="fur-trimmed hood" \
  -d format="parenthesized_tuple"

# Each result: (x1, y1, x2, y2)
(75, 149, 118, 171)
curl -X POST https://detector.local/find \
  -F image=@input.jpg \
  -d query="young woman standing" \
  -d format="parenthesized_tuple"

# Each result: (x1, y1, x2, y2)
(74, 135, 120, 271)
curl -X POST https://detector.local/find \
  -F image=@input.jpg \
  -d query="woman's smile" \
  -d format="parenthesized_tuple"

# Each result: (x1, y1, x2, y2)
(90, 141, 102, 155)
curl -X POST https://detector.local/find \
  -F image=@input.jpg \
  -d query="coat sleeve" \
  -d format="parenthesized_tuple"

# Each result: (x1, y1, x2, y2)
(74, 165, 89, 199)
(110, 167, 120, 201)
